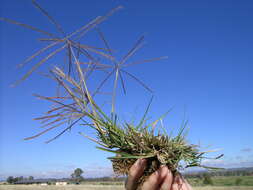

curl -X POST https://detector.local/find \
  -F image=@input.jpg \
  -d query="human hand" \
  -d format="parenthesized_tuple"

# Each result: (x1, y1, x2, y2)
(125, 159, 193, 190)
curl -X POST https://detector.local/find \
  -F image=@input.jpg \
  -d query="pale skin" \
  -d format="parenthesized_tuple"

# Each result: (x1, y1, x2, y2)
(125, 159, 193, 190)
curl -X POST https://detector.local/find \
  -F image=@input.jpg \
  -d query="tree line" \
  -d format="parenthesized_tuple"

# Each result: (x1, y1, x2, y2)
(184, 167, 253, 178)
(6, 167, 253, 184)
(6, 176, 34, 184)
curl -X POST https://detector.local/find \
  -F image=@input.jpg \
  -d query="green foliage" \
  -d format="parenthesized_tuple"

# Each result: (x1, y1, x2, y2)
(6, 176, 24, 184)
(186, 175, 253, 187)
(203, 173, 213, 185)
(71, 168, 84, 183)
(235, 178, 243, 186)
(6, 176, 14, 184)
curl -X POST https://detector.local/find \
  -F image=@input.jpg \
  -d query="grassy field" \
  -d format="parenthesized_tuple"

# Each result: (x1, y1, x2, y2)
(1, 185, 253, 190)
(187, 176, 253, 186)
(1, 176, 253, 190)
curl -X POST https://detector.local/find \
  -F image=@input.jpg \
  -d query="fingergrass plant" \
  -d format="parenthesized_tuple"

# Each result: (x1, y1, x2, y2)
(26, 62, 223, 187)
(1, 1, 223, 188)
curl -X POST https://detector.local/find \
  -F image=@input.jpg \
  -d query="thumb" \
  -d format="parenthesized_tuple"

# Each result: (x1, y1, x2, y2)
(125, 159, 147, 190)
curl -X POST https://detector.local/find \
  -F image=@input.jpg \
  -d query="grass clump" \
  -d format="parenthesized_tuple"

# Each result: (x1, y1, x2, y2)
(27, 64, 222, 187)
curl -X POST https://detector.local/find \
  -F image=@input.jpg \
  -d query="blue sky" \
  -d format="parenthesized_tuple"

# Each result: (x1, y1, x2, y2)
(0, 0, 253, 179)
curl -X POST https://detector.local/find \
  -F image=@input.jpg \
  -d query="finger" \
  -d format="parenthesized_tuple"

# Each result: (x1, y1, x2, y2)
(181, 176, 193, 190)
(171, 175, 180, 190)
(125, 159, 147, 190)
(171, 183, 179, 190)
(142, 165, 168, 190)
(173, 174, 189, 190)
(159, 169, 173, 190)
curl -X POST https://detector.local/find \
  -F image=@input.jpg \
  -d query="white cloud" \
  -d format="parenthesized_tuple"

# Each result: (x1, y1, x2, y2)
(83, 165, 114, 178)
(241, 148, 252, 153)
(0, 163, 114, 180)
(200, 157, 253, 169)
(0, 170, 71, 180)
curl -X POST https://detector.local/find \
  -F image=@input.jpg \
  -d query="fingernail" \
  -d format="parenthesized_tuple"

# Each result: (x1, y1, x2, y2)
(140, 159, 147, 168)
(160, 165, 169, 177)
(134, 159, 146, 167)
(134, 159, 141, 166)
(174, 175, 183, 185)
(155, 166, 164, 176)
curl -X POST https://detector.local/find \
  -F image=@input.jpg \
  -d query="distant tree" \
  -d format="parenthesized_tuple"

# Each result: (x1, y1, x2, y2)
(7, 176, 14, 184)
(12, 177, 19, 183)
(28, 176, 34, 180)
(71, 168, 84, 183)
(74, 168, 84, 177)
(203, 173, 213, 185)
(235, 178, 243, 185)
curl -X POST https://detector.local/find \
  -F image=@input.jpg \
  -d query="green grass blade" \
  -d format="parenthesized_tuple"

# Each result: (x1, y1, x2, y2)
(136, 96, 153, 129)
